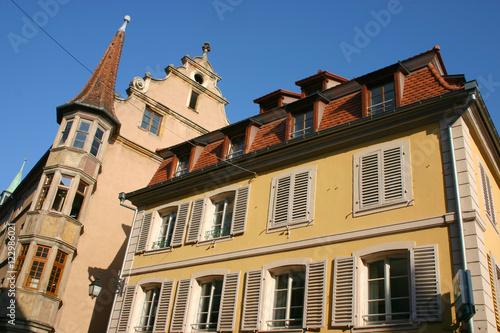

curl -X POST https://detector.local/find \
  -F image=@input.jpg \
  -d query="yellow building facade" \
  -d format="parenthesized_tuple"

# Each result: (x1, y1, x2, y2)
(108, 47, 500, 332)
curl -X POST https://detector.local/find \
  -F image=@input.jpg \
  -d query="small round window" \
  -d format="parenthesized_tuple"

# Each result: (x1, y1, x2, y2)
(194, 73, 204, 84)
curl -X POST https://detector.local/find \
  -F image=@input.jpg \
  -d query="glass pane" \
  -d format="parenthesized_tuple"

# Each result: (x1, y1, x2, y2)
(391, 276, 409, 298)
(52, 189, 68, 211)
(290, 306, 303, 320)
(276, 274, 288, 289)
(368, 260, 384, 279)
(292, 271, 305, 287)
(73, 132, 87, 149)
(368, 300, 385, 316)
(274, 290, 287, 307)
(78, 121, 90, 132)
(291, 288, 304, 306)
(368, 279, 385, 300)
(70, 193, 84, 219)
(384, 82, 395, 92)
(273, 308, 286, 320)
(371, 86, 382, 96)
(390, 258, 408, 277)
(90, 139, 100, 156)
(95, 128, 104, 140)
(59, 176, 72, 187)
(371, 94, 382, 105)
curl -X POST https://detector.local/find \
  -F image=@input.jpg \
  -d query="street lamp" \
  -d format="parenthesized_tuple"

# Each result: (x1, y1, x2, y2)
(88, 269, 124, 299)
(89, 278, 103, 299)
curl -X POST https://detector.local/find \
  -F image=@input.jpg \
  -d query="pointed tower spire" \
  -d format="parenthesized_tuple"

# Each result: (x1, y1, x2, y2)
(57, 16, 130, 131)
(0, 156, 27, 205)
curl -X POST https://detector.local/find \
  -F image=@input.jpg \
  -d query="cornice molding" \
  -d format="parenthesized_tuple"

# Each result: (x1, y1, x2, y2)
(115, 135, 162, 163)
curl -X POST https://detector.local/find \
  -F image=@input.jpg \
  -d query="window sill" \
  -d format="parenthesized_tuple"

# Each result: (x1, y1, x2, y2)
(143, 246, 173, 255)
(353, 199, 413, 217)
(353, 322, 418, 332)
(197, 235, 233, 246)
(267, 220, 312, 234)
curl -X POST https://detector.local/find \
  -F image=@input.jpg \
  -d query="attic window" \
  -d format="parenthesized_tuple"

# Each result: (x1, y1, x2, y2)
(174, 153, 190, 177)
(290, 111, 314, 139)
(189, 90, 200, 110)
(194, 74, 204, 84)
(369, 82, 395, 115)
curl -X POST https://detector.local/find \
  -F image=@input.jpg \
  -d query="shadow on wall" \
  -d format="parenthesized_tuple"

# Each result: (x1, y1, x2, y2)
(87, 223, 131, 333)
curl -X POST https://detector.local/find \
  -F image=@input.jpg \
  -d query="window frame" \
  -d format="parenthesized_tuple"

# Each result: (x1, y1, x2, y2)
(152, 210, 177, 250)
(290, 110, 314, 139)
(59, 120, 73, 145)
(24, 245, 51, 290)
(353, 139, 413, 216)
(136, 286, 161, 332)
(267, 165, 316, 232)
(14, 244, 29, 279)
(174, 153, 190, 177)
(188, 90, 200, 111)
(368, 81, 396, 115)
(226, 135, 245, 159)
(141, 107, 162, 136)
(36, 174, 53, 210)
(46, 249, 68, 296)
(51, 175, 73, 212)
(72, 119, 92, 149)
(479, 162, 497, 229)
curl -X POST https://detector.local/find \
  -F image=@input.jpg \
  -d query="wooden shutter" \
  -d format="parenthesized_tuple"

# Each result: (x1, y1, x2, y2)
(117, 285, 137, 333)
(231, 185, 250, 234)
(331, 257, 356, 327)
(360, 152, 380, 208)
(292, 171, 311, 222)
(241, 269, 263, 331)
(185, 198, 205, 244)
(136, 212, 153, 253)
(273, 175, 291, 224)
(382, 147, 404, 203)
(153, 280, 174, 333)
(412, 244, 441, 322)
(170, 278, 192, 333)
(304, 259, 326, 329)
(218, 271, 241, 332)
(488, 253, 500, 329)
(480, 164, 497, 225)
(171, 202, 191, 246)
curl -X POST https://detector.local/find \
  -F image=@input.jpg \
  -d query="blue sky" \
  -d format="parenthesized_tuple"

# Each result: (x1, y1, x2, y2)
(1, 0, 500, 192)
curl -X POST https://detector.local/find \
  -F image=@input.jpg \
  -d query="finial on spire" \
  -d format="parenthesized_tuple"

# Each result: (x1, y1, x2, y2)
(119, 15, 131, 32)
(202, 42, 211, 61)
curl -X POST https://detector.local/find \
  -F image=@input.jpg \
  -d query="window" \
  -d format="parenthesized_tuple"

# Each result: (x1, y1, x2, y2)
(152, 211, 177, 249)
(141, 108, 162, 136)
(69, 180, 88, 219)
(114, 281, 174, 333)
(268, 165, 316, 231)
(195, 279, 223, 331)
(46, 250, 67, 296)
(194, 73, 204, 84)
(369, 82, 395, 115)
(73, 120, 91, 149)
(36, 174, 53, 210)
(135, 202, 191, 253)
(90, 126, 104, 156)
(24, 245, 50, 289)
(174, 154, 190, 177)
(137, 287, 161, 332)
(59, 120, 73, 145)
(271, 270, 305, 329)
(332, 243, 441, 328)
(226, 135, 245, 159)
(170, 271, 240, 333)
(366, 256, 410, 324)
(14, 244, 29, 278)
(185, 185, 250, 244)
(241, 260, 326, 331)
(51, 176, 72, 212)
(290, 111, 313, 138)
(353, 139, 412, 216)
(189, 91, 200, 110)
(206, 197, 233, 240)
(480, 163, 497, 226)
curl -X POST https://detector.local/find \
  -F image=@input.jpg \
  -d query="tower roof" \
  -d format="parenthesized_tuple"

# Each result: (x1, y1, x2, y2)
(57, 16, 130, 131)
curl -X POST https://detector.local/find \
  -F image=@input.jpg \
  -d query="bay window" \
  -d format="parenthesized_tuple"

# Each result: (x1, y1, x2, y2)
(51, 176, 72, 212)
(24, 245, 50, 289)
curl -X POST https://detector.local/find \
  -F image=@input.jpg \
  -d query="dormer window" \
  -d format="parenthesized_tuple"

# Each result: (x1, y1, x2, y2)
(290, 111, 314, 139)
(226, 135, 245, 159)
(141, 108, 162, 135)
(174, 154, 190, 177)
(369, 82, 395, 115)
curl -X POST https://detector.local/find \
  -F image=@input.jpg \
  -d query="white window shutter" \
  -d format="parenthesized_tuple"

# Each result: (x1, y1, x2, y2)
(231, 185, 250, 234)
(273, 175, 291, 224)
(185, 198, 205, 244)
(171, 202, 191, 246)
(218, 271, 241, 332)
(480, 164, 497, 225)
(304, 259, 326, 329)
(153, 280, 174, 333)
(331, 257, 356, 327)
(412, 244, 441, 322)
(292, 171, 311, 222)
(117, 285, 137, 333)
(382, 146, 404, 203)
(136, 212, 153, 253)
(488, 254, 500, 329)
(241, 269, 263, 331)
(360, 152, 380, 208)
(170, 278, 192, 333)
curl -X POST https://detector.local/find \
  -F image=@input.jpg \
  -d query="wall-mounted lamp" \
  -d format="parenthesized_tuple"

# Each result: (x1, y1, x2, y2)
(88, 269, 124, 299)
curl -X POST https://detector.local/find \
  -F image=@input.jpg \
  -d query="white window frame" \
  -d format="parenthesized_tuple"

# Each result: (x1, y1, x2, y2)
(353, 139, 413, 216)
(152, 210, 177, 250)
(267, 165, 316, 232)
(226, 135, 245, 159)
(332, 242, 442, 329)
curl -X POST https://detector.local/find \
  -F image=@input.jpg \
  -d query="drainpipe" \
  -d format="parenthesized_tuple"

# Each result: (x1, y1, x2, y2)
(105, 192, 138, 333)
(447, 93, 476, 333)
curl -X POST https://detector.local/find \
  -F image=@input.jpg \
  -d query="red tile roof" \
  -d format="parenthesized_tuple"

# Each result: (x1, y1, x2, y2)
(147, 60, 464, 187)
